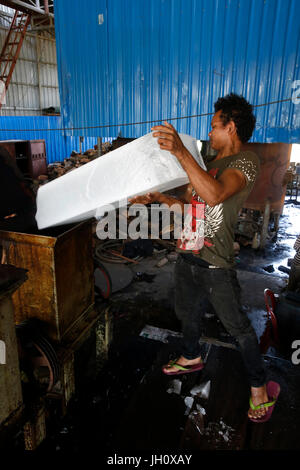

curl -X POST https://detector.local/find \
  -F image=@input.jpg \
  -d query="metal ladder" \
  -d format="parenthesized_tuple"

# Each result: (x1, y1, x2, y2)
(0, 10, 31, 108)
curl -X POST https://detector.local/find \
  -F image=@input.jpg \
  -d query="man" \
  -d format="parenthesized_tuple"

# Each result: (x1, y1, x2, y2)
(130, 93, 280, 422)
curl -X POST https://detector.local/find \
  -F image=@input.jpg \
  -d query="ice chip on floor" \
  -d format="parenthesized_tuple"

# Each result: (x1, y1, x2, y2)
(196, 404, 206, 415)
(166, 379, 182, 395)
(184, 396, 194, 415)
(190, 380, 211, 399)
(139, 324, 183, 343)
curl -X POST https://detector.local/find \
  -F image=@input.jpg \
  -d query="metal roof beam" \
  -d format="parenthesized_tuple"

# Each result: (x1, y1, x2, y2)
(0, 0, 54, 17)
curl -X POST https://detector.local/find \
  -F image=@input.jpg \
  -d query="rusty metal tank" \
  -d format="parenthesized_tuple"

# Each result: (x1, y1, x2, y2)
(242, 142, 292, 214)
(0, 220, 94, 342)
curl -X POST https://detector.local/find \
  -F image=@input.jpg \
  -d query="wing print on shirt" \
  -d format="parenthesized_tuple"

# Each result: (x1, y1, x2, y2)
(204, 203, 223, 239)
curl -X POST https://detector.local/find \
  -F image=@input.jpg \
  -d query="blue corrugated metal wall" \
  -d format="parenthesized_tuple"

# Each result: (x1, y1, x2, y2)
(54, 0, 300, 143)
(0, 116, 111, 163)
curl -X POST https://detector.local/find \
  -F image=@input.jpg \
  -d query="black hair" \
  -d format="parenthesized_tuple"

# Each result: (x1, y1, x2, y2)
(214, 93, 256, 143)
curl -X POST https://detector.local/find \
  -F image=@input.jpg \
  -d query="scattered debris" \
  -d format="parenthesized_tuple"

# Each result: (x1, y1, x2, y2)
(188, 410, 205, 435)
(217, 419, 235, 443)
(153, 248, 168, 258)
(278, 265, 290, 274)
(190, 380, 211, 400)
(91, 395, 102, 405)
(37, 174, 48, 182)
(192, 418, 238, 448)
(95, 240, 143, 264)
(139, 325, 182, 343)
(59, 427, 69, 435)
(109, 249, 139, 264)
(122, 239, 153, 258)
(196, 404, 206, 415)
(156, 257, 169, 268)
(263, 264, 275, 273)
(167, 251, 178, 262)
(184, 396, 194, 416)
(31, 142, 113, 193)
(166, 379, 182, 395)
(133, 272, 156, 283)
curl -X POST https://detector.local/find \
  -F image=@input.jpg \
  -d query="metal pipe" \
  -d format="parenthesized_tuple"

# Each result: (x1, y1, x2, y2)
(43, 0, 49, 15)
(97, 137, 102, 157)
(9, 81, 58, 88)
(79, 136, 84, 154)
(10, 57, 57, 66)
(1, 105, 42, 110)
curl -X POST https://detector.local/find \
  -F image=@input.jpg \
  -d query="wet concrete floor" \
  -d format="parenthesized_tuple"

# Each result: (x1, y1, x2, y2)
(35, 201, 300, 456)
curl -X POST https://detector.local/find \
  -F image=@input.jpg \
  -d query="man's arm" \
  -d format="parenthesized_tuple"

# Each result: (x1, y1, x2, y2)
(173, 183, 193, 204)
(152, 122, 246, 206)
(129, 183, 192, 212)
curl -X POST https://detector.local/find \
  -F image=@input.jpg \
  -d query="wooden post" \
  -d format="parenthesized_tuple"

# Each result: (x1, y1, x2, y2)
(97, 137, 102, 157)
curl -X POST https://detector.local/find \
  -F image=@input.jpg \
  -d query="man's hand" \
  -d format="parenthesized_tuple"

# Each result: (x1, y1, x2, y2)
(129, 192, 161, 205)
(151, 121, 186, 160)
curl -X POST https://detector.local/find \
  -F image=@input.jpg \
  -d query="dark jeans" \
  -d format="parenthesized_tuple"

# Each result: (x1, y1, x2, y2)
(175, 254, 267, 388)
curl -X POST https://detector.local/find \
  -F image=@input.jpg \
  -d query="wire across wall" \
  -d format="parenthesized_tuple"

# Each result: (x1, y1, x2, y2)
(0, 97, 293, 133)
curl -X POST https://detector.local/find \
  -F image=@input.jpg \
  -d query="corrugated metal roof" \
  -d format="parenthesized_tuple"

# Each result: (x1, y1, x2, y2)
(54, 0, 300, 142)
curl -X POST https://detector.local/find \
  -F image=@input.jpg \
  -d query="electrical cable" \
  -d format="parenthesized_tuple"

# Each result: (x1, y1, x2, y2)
(94, 239, 144, 264)
(1, 97, 293, 132)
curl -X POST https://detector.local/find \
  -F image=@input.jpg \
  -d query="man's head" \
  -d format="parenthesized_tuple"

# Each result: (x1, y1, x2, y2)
(209, 93, 256, 150)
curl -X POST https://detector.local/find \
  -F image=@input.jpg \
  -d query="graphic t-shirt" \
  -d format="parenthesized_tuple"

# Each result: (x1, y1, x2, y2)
(177, 151, 260, 268)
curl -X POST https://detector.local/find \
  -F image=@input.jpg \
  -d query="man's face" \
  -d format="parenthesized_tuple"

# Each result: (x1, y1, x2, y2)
(208, 110, 230, 150)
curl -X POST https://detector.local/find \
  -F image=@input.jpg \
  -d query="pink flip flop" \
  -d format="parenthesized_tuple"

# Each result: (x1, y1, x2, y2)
(249, 380, 281, 423)
(162, 359, 204, 376)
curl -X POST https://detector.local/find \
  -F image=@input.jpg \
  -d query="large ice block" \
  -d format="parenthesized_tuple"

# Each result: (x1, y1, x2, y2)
(36, 132, 206, 229)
